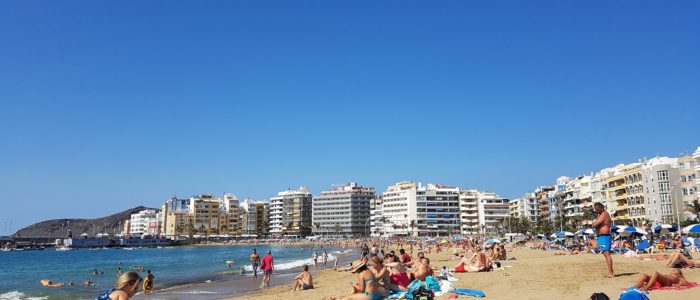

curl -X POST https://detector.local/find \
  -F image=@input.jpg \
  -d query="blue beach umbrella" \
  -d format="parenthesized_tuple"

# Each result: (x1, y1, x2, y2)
(652, 224, 677, 235)
(682, 224, 700, 234)
(486, 238, 502, 245)
(551, 231, 575, 238)
(615, 226, 647, 237)
(575, 229, 596, 236)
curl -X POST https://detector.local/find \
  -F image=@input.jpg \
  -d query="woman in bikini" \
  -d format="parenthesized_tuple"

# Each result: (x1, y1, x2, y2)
(634, 269, 689, 291)
(334, 260, 388, 300)
(96, 272, 142, 300)
(370, 257, 405, 292)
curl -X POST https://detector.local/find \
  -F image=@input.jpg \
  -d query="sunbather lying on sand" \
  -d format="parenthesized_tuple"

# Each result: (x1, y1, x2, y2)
(634, 269, 688, 291)
(665, 252, 700, 268)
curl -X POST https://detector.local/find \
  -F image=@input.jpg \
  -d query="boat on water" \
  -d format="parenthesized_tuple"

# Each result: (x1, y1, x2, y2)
(0, 248, 12, 252)
(122, 247, 134, 250)
(55, 246, 71, 251)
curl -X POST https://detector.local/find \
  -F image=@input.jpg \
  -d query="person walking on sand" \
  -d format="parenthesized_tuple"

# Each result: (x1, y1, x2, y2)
(322, 249, 329, 269)
(312, 250, 319, 269)
(259, 250, 274, 288)
(592, 202, 614, 278)
(250, 249, 261, 280)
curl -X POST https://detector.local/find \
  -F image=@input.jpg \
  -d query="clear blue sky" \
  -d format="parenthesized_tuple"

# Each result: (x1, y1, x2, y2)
(1, 1, 698, 234)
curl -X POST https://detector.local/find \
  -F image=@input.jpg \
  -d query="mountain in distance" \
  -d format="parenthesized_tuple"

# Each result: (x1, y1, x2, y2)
(13, 206, 157, 238)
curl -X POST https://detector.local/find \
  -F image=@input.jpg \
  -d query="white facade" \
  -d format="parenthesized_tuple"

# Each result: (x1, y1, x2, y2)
(312, 183, 375, 235)
(643, 157, 683, 224)
(380, 181, 418, 236)
(129, 209, 161, 236)
(459, 189, 480, 235)
(269, 187, 312, 236)
(477, 191, 509, 236)
(380, 182, 460, 237)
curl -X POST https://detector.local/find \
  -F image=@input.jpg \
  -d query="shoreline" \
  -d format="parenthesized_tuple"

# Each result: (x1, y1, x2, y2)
(141, 246, 360, 300)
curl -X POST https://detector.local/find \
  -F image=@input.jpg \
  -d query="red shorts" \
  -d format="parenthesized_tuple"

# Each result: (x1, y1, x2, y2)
(455, 265, 466, 273)
(391, 273, 410, 288)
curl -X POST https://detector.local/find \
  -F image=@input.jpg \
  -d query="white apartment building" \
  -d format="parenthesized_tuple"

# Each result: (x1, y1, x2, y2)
(312, 183, 374, 236)
(380, 182, 460, 237)
(509, 198, 521, 218)
(679, 155, 697, 221)
(477, 191, 509, 236)
(129, 209, 161, 236)
(269, 187, 312, 236)
(369, 197, 383, 237)
(459, 189, 480, 235)
(643, 157, 684, 224)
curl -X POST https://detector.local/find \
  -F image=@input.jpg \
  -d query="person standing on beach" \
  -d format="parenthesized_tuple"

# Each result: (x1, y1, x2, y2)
(312, 250, 319, 269)
(322, 250, 329, 269)
(143, 270, 155, 293)
(250, 249, 260, 280)
(592, 202, 614, 278)
(259, 250, 274, 288)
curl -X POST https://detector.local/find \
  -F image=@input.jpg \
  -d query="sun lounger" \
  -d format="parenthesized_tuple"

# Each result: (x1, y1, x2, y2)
(636, 240, 652, 254)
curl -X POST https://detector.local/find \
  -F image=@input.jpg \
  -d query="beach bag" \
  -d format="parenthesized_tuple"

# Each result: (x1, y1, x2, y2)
(590, 293, 610, 300)
(439, 280, 455, 293)
(410, 286, 434, 300)
(619, 288, 649, 300)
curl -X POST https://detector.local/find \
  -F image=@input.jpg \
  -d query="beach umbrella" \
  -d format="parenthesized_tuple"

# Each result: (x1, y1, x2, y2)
(439, 239, 449, 244)
(616, 226, 647, 237)
(682, 224, 700, 234)
(575, 229, 596, 236)
(551, 231, 575, 238)
(652, 224, 677, 235)
(486, 238, 502, 245)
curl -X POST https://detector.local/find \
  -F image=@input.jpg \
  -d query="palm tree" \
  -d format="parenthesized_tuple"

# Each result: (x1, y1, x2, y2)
(409, 220, 417, 237)
(687, 200, 700, 222)
(313, 222, 321, 234)
(334, 223, 342, 236)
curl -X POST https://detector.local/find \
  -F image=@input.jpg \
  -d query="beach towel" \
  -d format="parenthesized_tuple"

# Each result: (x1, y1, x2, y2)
(650, 281, 700, 291)
(453, 288, 486, 298)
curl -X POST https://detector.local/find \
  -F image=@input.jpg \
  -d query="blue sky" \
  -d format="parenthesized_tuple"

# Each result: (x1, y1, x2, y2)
(1, 1, 698, 234)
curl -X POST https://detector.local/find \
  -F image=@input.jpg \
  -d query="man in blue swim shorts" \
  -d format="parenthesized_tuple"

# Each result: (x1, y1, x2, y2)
(592, 202, 614, 278)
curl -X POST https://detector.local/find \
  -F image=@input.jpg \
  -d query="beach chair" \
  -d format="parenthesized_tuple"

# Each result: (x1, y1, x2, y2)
(635, 240, 652, 254)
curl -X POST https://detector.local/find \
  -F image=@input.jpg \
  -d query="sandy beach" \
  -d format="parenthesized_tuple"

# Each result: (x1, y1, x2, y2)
(228, 248, 700, 300)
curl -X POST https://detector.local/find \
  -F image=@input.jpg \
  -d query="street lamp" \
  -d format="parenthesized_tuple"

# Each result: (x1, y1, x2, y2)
(670, 178, 683, 238)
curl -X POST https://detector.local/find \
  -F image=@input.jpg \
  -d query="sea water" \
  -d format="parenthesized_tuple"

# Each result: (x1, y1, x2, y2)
(0, 245, 353, 300)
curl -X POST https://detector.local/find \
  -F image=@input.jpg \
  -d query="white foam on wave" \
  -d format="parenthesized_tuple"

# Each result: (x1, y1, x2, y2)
(333, 249, 352, 254)
(242, 254, 337, 272)
(0, 291, 48, 300)
(174, 290, 218, 295)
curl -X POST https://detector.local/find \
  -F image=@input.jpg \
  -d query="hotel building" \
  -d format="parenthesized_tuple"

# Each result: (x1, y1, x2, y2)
(269, 187, 312, 236)
(312, 183, 374, 236)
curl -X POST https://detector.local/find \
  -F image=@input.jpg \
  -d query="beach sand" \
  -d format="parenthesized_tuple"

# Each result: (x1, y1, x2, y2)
(228, 248, 700, 300)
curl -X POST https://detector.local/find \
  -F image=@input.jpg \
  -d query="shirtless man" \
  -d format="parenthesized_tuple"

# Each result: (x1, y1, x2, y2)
(291, 265, 314, 291)
(634, 269, 688, 291)
(592, 202, 614, 277)
(250, 249, 260, 280)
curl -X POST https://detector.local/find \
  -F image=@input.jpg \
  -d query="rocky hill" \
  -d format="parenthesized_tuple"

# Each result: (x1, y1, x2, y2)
(13, 206, 157, 238)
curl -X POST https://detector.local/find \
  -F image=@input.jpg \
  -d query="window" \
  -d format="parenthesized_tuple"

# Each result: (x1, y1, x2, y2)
(659, 182, 670, 192)
(658, 170, 669, 181)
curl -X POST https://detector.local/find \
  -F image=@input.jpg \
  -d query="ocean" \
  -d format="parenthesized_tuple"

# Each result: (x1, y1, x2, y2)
(0, 245, 356, 300)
